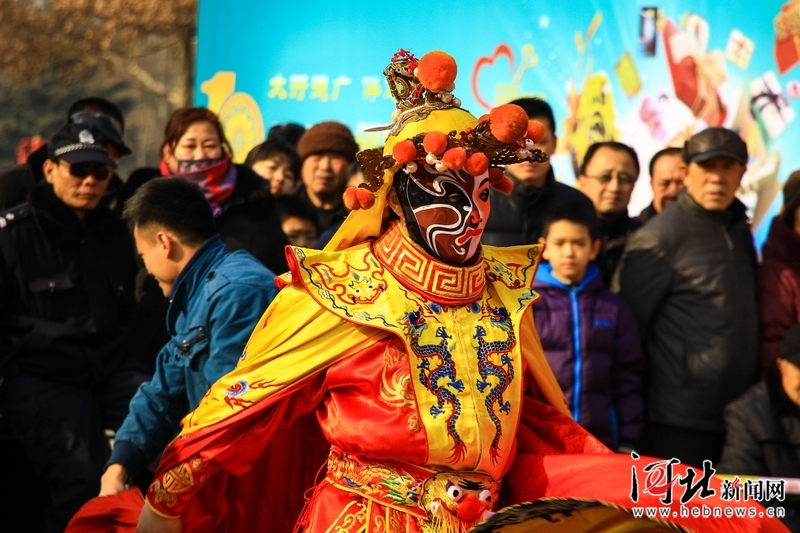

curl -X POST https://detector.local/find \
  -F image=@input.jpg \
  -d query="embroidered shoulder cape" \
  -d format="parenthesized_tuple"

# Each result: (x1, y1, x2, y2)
(143, 223, 787, 533)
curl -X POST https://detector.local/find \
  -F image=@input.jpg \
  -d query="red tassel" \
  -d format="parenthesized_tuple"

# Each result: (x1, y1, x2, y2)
(422, 131, 448, 155)
(343, 187, 375, 210)
(464, 153, 489, 176)
(442, 147, 467, 171)
(392, 139, 418, 164)
(527, 120, 545, 143)
(489, 104, 529, 143)
(488, 167, 513, 194)
(416, 51, 458, 92)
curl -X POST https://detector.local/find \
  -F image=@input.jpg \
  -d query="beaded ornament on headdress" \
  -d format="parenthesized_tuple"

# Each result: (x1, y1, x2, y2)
(344, 49, 548, 211)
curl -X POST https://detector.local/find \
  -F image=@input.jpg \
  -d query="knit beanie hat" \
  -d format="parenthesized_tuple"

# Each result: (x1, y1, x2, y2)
(782, 170, 800, 227)
(780, 324, 800, 365)
(297, 121, 359, 163)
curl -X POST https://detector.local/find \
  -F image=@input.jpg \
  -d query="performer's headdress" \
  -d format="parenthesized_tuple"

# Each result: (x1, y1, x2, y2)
(325, 48, 548, 251)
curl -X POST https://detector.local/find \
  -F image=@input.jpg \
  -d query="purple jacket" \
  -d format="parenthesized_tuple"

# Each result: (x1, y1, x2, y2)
(533, 264, 644, 449)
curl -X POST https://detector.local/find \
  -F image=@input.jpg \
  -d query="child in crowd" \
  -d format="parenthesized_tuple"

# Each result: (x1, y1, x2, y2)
(276, 195, 321, 248)
(244, 139, 299, 196)
(534, 203, 644, 451)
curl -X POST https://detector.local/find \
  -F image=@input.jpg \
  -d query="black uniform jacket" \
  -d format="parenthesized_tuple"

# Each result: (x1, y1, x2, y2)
(0, 183, 138, 384)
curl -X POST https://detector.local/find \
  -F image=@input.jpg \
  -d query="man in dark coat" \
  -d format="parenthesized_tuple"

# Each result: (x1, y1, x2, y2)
(295, 121, 357, 232)
(718, 324, 800, 532)
(577, 141, 643, 285)
(613, 128, 759, 467)
(0, 120, 148, 533)
(636, 147, 684, 224)
(482, 97, 592, 246)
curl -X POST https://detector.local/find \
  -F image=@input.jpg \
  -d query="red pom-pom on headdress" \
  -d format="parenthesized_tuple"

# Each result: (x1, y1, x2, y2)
(392, 139, 418, 164)
(489, 104, 529, 143)
(488, 167, 513, 195)
(527, 120, 545, 144)
(416, 51, 458, 92)
(464, 153, 489, 176)
(442, 147, 467, 171)
(422, 131, 448, 155)
(343, 187, 376, 211)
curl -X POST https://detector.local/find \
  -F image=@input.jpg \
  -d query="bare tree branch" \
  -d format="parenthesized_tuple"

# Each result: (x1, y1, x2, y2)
(0, 0, 197, 105)
(100, 51, 184, 107)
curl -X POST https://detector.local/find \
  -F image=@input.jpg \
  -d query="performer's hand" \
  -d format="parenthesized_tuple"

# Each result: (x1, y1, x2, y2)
(99, 464, 128, 496)
(136, 504, 183, 533)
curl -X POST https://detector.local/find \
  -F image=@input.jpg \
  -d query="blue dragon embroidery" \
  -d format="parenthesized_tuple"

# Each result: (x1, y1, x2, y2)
(403, 309, 466, 463)
(474, 306, 516, 464)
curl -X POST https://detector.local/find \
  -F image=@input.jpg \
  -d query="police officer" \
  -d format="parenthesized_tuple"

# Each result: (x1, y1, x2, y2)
(0, 118, 148, 533)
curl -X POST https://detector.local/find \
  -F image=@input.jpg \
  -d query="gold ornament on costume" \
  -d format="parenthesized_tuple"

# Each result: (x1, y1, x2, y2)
(343, 48, 549, 217)
(372, 49, 462, 135)
(355, 148, 393, 192)
(419, 471, 500, 533)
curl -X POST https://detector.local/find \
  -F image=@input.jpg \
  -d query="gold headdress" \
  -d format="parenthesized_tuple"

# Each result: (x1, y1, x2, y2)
(326, 49, 548, 251)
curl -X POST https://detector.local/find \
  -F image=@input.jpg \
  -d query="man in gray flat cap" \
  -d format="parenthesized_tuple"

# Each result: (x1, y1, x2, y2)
(613, 128, 759, 468)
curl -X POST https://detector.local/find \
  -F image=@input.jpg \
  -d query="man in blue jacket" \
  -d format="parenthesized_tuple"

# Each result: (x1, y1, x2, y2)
(98, 178, 279, 495)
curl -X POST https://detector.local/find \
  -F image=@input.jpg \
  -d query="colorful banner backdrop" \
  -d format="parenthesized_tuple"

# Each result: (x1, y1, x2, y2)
(195, 0, 800, 246)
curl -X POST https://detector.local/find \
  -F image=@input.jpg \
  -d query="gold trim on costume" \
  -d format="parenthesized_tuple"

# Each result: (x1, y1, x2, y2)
(373, 223, 486, 305)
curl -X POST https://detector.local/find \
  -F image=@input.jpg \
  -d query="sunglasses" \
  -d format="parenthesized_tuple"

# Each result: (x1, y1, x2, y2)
(585, 172, 637, 186)
(60, 161, 113, 182)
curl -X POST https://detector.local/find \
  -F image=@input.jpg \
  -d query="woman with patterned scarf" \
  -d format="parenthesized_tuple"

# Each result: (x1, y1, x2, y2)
(120, 107, 289, 275)
(90, 51, 787, 533)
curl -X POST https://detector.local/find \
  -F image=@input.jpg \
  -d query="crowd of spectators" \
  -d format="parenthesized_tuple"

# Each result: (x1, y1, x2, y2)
(1, 95, 799, 532)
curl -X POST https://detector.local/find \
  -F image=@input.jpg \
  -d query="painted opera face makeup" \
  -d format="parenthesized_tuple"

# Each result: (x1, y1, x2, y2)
(396, 164, 491, 264)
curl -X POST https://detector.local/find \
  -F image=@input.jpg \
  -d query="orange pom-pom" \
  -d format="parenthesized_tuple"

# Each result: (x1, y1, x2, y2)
(441, 147, 467, 171)
(392, 139, 418, 164)
(477, 114, 490, 123)
(464, 153, 489, 176)
(488, 167, 505, 182)
(489, 104, 529, 143)
(416, 51, 457, 92)
(343, 187, 375, 211)
(488, 167, 514, 195)
(526, 120, 545, 144)
(422, 131, 448, 155)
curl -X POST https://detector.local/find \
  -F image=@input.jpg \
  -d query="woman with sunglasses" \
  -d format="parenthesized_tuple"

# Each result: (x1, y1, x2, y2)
(119, 107, 289, 275)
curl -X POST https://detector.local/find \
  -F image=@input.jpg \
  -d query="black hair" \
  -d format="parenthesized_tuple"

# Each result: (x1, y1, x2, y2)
(783, 169, 800, 227)
(508, 97, 556, 136)
(275, 195, 321, 234)
(68, 97, 125, 133)
(123, 178, 217, 247)
(267, 123, 306, 148)
(346, 160, 365, 179)
(580, 141, 640, 177)
(542, 202, 601, 241)
(648, 147, 682, 178)
(244, 139, 300, 179)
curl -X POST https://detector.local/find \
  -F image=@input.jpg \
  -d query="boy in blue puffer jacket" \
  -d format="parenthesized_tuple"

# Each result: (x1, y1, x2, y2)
(534, 203, 643, 451)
